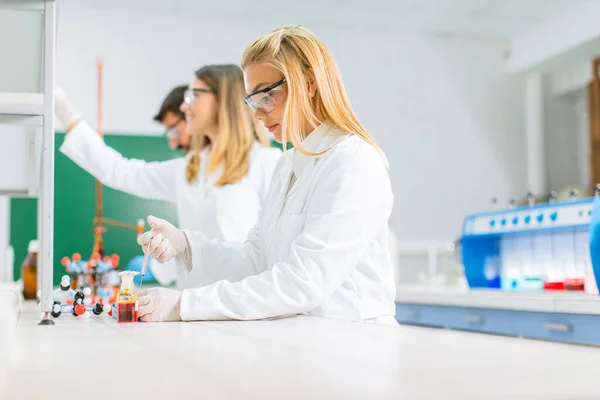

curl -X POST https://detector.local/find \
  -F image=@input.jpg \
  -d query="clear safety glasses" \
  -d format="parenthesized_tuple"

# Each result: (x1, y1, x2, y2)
(183, 88, 215, 105)
(244, 78, 286, 114)
(164, 118, 183, 140)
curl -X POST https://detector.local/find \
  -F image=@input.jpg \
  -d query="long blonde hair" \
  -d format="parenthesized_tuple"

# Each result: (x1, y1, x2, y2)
(241, 26, 386, 162)
(186, 64, 270, 185)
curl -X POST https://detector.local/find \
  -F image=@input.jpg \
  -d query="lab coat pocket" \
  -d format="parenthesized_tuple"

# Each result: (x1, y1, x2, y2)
(275, 213, 306, 261)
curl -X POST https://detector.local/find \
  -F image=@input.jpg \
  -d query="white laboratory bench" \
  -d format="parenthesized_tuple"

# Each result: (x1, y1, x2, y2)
(3, 301, 600, 399)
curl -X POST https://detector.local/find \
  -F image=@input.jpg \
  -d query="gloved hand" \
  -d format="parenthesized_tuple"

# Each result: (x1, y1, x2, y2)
(137, 215, 189, 264)
(138, 287, 182, 322)
(54, 85, 81, 131)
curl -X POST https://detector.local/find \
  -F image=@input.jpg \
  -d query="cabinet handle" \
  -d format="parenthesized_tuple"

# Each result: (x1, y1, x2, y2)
(403, 309, 419, 318)
(463, 314, 483, 324)
(543, 322, 571, 332)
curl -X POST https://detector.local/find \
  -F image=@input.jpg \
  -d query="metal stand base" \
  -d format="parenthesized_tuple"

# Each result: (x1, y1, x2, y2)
(38, 312, 55, 326)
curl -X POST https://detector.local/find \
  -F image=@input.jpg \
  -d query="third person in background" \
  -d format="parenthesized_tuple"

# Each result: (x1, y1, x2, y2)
(153, 85, 191, 152)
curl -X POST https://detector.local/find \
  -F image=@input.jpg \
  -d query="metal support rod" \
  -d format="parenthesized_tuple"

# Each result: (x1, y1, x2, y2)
(94, 60, 104, 255)
(39, 0, 57, 325)
(94, 217, 139, 232)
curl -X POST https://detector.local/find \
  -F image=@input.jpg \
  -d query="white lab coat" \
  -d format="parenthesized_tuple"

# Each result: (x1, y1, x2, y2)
(176, 124, 397, 324)
(59, 121, 282, 289)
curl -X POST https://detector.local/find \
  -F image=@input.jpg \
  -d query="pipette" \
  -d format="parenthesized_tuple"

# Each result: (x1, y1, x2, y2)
(138, 219, 157, 292)
(139, 236, 152, 292)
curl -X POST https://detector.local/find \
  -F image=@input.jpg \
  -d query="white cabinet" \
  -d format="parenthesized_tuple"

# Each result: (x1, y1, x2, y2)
(0, 0, 59, 322)
(0, 126, 41, 196)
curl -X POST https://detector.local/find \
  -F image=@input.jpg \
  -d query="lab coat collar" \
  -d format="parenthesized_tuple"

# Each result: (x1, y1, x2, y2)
(291, 124, 348, 177)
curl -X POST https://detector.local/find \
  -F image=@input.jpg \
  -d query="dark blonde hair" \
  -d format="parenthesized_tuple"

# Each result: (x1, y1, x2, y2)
(186, 64, 270, 185)
(241, 26, 386, 163)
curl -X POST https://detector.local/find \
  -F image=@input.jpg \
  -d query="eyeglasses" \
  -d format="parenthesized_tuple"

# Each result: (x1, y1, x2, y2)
(164, 118, 183, 140)
(183, 88, 215, 105)
(244, 78, 286, 113)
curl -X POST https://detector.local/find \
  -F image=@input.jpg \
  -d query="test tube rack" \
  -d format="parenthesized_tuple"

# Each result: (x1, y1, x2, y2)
(461, 195, 600, 293)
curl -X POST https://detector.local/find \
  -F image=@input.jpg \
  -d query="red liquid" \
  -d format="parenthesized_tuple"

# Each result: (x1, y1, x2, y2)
(544, 281, 565, 291)
(117, 302, 138, 323)
(565, 278, 585, 291)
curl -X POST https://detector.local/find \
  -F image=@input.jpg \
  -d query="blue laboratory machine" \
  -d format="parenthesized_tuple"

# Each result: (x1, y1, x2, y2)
(396, 187, 600, 346)
(461, 189, 599, 294)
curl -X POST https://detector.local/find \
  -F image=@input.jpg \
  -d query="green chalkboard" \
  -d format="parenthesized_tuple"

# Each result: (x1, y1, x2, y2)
(10, 133, 180, 284)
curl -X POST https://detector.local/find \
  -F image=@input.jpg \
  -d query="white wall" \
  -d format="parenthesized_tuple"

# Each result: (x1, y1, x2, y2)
(55, 4, 527, 244)
(544, 93, 579, 192)
(544, 58, 597, 197)
(574, 91, 590, 188)
(544, 86, 590, 194)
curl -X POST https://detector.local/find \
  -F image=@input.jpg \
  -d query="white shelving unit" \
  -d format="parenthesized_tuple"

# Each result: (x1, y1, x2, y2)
(0, 0, 59, 324)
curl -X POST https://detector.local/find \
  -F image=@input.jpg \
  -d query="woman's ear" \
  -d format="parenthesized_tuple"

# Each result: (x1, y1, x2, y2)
(306, 68, 317, 98)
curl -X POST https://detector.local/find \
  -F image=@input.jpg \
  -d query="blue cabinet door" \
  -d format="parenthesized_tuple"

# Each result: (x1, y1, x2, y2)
(516, 311, 600, 346)
(442, 307, 517, 336)
(395, 304, 444, 327)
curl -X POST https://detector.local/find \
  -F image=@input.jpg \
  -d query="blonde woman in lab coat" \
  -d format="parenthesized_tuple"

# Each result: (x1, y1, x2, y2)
(137, 26, 397, 325)
(54, 64, 282, 289)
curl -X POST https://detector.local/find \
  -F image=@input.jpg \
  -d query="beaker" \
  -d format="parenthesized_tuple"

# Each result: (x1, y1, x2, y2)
(117, 271, 139, 323)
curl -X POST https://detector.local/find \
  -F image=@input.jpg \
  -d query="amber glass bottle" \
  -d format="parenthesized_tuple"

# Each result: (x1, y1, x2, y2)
(22, 240, 39, 300)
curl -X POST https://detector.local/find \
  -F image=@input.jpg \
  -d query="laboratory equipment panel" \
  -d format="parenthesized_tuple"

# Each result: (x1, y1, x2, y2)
(461, 194, 600, 293)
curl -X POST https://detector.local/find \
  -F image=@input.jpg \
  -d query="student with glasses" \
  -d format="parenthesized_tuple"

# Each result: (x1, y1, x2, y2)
(153, 85, 190, 152)
(54, 64, 282, 289)
(136, 26, 397, 325)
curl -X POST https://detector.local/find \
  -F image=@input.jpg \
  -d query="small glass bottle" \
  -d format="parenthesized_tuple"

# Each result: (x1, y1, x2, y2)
(21, 240, 39, 300)
(117, 271, 139, 323)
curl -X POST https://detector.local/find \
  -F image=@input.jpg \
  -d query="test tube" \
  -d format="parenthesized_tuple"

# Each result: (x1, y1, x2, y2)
(569, 189, 579, 281)
(509, 198, 519, 290)
(570, 189, 588, 290)
(525, 191, 535, 282)
(489, 197, 500, 287)
(547, 190, 559, 285)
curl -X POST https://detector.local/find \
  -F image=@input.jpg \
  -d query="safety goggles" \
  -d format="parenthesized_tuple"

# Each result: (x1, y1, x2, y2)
(244, 78, 286, 113)
(164, 118, 183, 140)
(183, 88, 215, 105)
